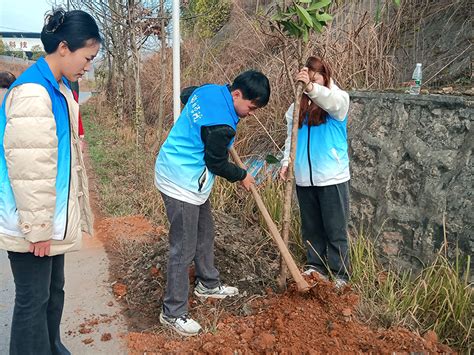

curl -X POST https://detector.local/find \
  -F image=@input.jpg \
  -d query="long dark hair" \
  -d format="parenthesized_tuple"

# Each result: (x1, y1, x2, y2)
(41, 8, 102, 54)
(298, 56, 331, 127)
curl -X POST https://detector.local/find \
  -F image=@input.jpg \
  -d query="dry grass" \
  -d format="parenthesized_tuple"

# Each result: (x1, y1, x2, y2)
(82, 96, 166, 223)
(139, 0, 421, 161)
(350, 231, 473, 351)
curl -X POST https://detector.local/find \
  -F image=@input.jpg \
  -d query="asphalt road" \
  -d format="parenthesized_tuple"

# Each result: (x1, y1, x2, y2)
(0, 235, 128, 354)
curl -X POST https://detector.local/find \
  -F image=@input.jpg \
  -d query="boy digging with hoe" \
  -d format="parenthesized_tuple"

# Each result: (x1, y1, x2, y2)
(154, 70, 271, 336)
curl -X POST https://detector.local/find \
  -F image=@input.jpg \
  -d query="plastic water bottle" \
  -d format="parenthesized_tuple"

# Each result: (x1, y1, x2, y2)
(409, 63, 422, 95)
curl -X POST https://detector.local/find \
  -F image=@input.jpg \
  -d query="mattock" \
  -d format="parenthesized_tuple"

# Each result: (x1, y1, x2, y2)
(229, 147, 310, 293)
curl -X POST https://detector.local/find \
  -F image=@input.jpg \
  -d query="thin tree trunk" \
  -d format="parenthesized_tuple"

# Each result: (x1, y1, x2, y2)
(108, 0, 125, 123)
(278, 35, 309, 290)
(282, 40, 296, 97)
(278, 81, 304, 290)
(128, 0, 145, 147)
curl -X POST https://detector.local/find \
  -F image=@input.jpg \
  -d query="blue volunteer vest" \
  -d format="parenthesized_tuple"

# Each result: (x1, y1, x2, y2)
(155, 84, 239, 197)
(294, 114, 349, 186)
(0, 57, 72, 239)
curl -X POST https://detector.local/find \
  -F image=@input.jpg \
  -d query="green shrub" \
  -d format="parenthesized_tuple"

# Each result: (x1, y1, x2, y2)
(185, 0, 232, 38)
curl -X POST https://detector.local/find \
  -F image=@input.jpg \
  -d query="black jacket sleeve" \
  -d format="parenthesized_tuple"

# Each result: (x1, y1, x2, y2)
(201, 125, 247, 182)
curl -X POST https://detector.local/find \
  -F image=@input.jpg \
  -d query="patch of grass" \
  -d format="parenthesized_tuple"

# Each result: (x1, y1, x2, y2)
(81, 102, 165, 221)
(211, 176, 305, 263)
(252, 178, 304, 258)
(350, 231, 473, 351)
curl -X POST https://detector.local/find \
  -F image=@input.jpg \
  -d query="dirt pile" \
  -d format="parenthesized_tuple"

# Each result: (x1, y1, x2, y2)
(127, 279, 451, 353)
(95, 213, 451, 353)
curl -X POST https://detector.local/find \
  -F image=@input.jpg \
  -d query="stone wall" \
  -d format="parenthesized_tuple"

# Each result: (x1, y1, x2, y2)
(348, 92, 473, 271)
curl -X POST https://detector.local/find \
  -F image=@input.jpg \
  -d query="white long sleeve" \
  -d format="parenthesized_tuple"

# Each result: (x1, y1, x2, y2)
(305, 80, 349, 121)
(280, 82, 349, 167)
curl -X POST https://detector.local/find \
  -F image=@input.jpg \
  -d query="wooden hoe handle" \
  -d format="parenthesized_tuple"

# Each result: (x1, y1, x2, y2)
(229, 147, 310, 292)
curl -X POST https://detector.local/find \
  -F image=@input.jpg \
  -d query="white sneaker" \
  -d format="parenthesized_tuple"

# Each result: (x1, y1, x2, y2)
(159, 312, 202, 336)
(302, 266, 328, 281)
(194, 281, 239, 299)
(334, 277, 349, 290)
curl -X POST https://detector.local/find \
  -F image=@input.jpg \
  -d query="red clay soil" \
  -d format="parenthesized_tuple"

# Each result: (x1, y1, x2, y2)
(95, 215, 158, 243)
(127, 275, 451, 354)
(91, 215, 452, 354)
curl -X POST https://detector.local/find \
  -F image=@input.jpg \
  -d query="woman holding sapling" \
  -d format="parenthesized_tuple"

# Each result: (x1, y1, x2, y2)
(280, 56, 351, 289)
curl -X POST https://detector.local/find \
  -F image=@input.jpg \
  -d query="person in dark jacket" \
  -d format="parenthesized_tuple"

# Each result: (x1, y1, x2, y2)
(0, 71, 16, 102)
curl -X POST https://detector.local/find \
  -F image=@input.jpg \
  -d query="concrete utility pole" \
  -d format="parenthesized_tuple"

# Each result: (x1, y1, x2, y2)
(172, 0, 180, 122)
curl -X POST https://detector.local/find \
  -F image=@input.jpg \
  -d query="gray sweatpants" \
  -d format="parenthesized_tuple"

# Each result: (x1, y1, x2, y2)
(160, 193, 220, 317)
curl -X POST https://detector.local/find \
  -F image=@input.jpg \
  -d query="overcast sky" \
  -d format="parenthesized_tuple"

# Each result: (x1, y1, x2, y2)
(0, 0, 62, 33)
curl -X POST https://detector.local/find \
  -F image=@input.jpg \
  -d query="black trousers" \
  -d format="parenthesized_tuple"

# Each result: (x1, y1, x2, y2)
(8, 252, 70, 355)
(296, 181, 350, 279)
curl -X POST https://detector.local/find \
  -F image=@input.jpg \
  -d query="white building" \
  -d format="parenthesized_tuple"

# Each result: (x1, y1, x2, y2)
(0, 32, 43, 57)
(0, 31, 96, 80)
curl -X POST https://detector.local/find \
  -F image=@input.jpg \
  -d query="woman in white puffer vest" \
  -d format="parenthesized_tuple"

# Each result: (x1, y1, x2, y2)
(0, 8, 100, 355)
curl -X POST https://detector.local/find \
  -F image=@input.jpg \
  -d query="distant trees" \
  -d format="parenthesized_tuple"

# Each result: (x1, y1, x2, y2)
(71, 0, 169, 147)
(183, 0, 232, 38)
(0, 39, 5, 55)
(30, 45, 46, 61)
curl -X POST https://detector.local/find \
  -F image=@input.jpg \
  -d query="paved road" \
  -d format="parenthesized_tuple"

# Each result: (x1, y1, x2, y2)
(0, 235, 128, 354)
(79, 91, 92, 104)
(0, 251, 14, 354)
(0, 93, 127, 354)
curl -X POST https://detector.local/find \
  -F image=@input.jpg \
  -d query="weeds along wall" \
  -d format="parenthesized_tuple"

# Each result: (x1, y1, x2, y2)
(348, 91, 473, 274)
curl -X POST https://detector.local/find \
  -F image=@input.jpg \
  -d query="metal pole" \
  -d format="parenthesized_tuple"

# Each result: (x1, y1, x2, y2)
(172, 0, 180, 122)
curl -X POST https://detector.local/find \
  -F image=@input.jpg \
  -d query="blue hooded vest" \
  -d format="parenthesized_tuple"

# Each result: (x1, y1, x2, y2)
(0, 57, 72, 239)
(155, 84, 239, 200)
